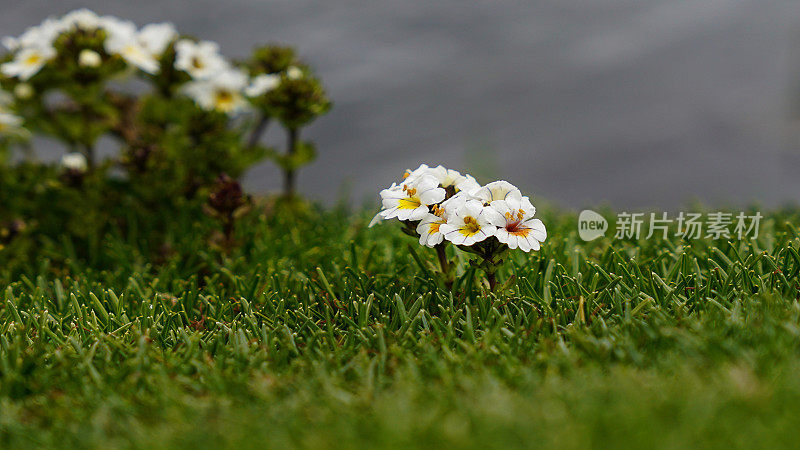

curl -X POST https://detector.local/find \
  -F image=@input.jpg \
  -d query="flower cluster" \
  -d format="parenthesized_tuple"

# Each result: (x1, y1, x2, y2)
(0, 9, 315, 116)
(0, 9, 330, 204)
(1, 9, 177, 79)
(372, 164, 547, 252)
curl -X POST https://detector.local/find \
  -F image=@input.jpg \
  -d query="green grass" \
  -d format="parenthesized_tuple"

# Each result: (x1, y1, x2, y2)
(2, 204, 800, 448)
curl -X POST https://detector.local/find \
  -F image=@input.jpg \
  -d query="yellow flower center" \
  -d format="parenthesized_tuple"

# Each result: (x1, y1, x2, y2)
(398, 197, 421, 210)
(459, 216, 481, 237)
(24, 54, 42, 67)
(214, 90, 235, 111)
(504, 210, 525, 222)
(191, 56, 204, 70)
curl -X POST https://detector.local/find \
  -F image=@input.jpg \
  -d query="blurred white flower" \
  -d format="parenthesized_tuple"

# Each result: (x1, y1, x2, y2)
(490, 196, 546, 251)
(60, 152, 88, 172)
(99, 16, 135, 40)
(2, 36, 19, 51)
(78, 49, 102, 68)
(1, 45, 56, 80)
(439, 199, 503, 246)
(15, 18, 65, 49)
(245, 73, 279, 97)
(0, 112, 27, 137)
(174, 39, 228, 79)
(137, 22, 177, 57)
(104, 20, 161, 74)
(183, 68, 249, 113)
(61, 9, 102, 30)
(378, 175, 446, 222)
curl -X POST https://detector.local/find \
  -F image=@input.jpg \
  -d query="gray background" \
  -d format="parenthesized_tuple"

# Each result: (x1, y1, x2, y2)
(3, 0, 800, 209)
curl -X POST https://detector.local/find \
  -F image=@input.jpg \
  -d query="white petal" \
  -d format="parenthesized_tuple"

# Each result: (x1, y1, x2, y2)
(368, 213, 384, 228)
(418, 187, 445, 205)
(525, 219, 547, 242)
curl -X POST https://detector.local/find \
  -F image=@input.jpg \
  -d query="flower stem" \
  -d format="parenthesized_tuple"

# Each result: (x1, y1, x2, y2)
(476, 240, 505, 292)
(82, 144, 95, 170)
(435, 244, 454, 290)
(283, 127, 298, 198)
(486, 271, 498, 291)
(435, 244, 450, 274)
(247, 114, 270, 150)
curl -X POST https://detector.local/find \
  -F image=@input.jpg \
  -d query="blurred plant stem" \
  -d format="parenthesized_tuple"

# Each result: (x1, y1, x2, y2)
(247, 114, 271, 150)
(283, 127, 299, 199)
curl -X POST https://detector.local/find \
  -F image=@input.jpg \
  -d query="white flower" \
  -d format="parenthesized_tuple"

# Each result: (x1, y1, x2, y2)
(490, 196, 546, 252)
(137, 23, 177, 56)
(402, 163, 432, 183)
(62, 9, 102, 30)
(60, 152, 88, 172)
(16, 19, 65, 49)
(0, 112, 26, 137)
(183, 67, 249, 113)
(415, 209, 448, 247)
(440, 189, 477, 212)
(439, 199, 504, 246)
(1, 45, 56, 80)
(378, 175, 446, 222)
(104, 21, 160, 74)
(99, 16, 135, 40)
(245, 73, 279, 97)
(2, 36, 19, 51)
(78, 49, 102, 67)
(429, 165, 480, 194)
(474, 180, 523, 204)
(286, 66, 303, 80)
(174, 39, 228, 79)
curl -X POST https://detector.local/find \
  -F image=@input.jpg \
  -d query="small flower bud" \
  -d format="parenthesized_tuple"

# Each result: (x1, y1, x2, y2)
(61, 152, 88, 172)
(208, 173, 247, 216)
(78, 49, 102, 68)
(286, 66, 303, 80)
(13, 83, 33, 99)
(60, 152, 89, 187)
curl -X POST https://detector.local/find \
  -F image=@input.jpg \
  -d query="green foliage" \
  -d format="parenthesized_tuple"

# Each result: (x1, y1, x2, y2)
(248, 44, 296, 75)
(266, 139, 315, 171)
(2, 16, 331, 204)
(2, 195, 800, 447)
(263, 73, 331, 130)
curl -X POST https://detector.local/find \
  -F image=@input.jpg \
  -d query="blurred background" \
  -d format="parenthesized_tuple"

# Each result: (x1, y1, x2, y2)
(2, 0, 800, 209)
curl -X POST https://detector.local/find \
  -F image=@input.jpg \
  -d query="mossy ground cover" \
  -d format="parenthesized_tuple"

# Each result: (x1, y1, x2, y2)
(2, 204, 800, 448)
